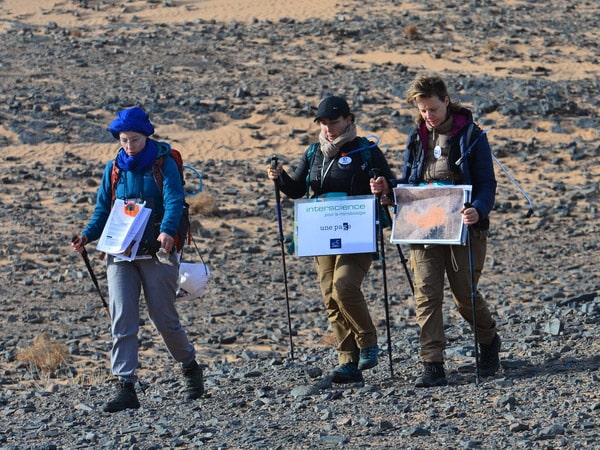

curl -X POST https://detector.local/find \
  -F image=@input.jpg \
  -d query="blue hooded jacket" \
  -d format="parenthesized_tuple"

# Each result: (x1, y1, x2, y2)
(398, 108, 496, 225)
(83, 140, 184, 253)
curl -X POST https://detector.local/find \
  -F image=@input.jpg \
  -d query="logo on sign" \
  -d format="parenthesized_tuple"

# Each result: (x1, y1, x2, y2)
(330, 238, 342, 249)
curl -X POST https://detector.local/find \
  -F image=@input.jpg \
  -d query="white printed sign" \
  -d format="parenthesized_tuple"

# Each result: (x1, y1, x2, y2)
(293, 195, 376, 256)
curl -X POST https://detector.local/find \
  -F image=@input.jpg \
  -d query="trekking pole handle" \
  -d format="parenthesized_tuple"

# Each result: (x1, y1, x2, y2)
(463, 202, 475, 229)
(369, 168, 381, 180)
(463, 202, 475, 230)
(71, 234, 87, 255)
(268, 156, 281, 184)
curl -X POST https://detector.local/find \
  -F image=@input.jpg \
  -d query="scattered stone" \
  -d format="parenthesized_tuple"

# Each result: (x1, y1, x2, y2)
(0, 1, 598, 449)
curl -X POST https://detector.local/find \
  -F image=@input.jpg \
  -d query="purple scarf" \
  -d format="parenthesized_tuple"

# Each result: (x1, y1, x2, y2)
(115, 139, 159, 173)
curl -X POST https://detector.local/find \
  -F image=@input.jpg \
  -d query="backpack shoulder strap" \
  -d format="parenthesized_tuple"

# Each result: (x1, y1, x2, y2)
(152, 155, 166, 194)
(456, 123, 482, 166)
(110, 158, 120, 202)
(465, 123, 475, 147)
(305, 143, 320, 198)
(151, 148, 185, 192)
(306, 142, 319, 164)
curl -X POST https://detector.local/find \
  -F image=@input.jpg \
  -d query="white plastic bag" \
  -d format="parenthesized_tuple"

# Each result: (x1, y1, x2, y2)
(177, 262, 210, 300)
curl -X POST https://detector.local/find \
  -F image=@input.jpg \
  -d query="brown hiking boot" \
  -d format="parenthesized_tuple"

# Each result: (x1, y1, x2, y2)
(103, 381, 140, 413)
(415, 362, 448, 388)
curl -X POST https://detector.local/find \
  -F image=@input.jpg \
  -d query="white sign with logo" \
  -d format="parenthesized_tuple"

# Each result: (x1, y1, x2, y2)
(293, 195, 376, 256)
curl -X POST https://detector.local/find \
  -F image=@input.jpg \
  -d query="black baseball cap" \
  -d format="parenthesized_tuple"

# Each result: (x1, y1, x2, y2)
(314, 96, 351, 122)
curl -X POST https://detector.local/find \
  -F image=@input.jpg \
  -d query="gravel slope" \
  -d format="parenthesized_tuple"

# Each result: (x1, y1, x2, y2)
(0, 1, 599, 449)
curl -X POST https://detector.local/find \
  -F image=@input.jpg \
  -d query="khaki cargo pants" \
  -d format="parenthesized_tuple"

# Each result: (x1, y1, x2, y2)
(410, 230, 497, 363)
(315, 253, 377, 365)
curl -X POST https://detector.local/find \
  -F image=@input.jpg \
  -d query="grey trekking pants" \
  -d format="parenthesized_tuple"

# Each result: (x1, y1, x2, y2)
(410, 229, 497, 363)
(106, 253, 196, 383)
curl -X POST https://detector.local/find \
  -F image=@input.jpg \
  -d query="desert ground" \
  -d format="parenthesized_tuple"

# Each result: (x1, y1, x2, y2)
(0, 0, 598, 449)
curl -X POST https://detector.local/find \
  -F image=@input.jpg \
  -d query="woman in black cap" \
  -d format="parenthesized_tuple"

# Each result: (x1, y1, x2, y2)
(71, 106, 204, 411)
(267, 96, 394, 383)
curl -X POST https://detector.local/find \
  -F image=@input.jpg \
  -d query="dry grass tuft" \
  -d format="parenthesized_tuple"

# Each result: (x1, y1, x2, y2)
(486, 41, 499, 52)
(73, 366, 111, 386)
(188, 191, 220, 216)
(404, 24, 422, 40)
(17, 333, 69, 373)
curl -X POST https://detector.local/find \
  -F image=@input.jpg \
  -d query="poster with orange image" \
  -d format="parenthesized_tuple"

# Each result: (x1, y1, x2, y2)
(391, 185, 472, 245)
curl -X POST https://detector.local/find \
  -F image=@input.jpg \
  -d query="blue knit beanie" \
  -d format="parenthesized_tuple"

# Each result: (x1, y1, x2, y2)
(108, 106, 155, 139)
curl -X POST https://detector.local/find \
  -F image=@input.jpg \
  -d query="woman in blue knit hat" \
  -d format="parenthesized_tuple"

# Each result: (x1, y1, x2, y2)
(71, 106, 204, 412)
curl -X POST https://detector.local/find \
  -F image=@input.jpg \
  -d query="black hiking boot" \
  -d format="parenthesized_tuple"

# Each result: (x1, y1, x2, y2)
(415, 362, 448, 388)
(103, 381, 140, 413)
(479, 333, 501, 377)
(330, 362, 364, 384)
(182, 360, 204, 400)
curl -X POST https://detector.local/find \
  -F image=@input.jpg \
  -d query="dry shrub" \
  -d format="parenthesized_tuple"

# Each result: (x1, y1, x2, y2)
(404, 24, 421, 40)
(17, 333, 69, 373)
(188, 190, 220, 216)
(486, 41, 499, 52)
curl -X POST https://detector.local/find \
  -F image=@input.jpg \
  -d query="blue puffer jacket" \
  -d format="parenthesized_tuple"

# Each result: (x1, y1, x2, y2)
(398, 108, 496, 227)
(83, 140, 184, 251)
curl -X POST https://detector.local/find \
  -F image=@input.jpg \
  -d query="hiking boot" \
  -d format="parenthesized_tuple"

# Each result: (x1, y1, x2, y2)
(182, 360, 204, 400)
(358, 345, 379, 370)
(330, 362, 364, 384)
(103, 381, 140, 413)
(479, 333, 501, 377)
(415, 362, 448, 388)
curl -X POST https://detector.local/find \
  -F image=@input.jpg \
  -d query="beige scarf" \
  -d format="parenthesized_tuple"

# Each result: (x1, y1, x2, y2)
(318, 122, 357, 158)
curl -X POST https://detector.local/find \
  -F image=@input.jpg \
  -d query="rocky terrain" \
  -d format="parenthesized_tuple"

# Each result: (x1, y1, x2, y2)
(0, 0, 599, 449)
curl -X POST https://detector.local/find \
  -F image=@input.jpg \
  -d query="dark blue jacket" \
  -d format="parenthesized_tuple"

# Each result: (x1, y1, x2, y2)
(398, 108, 496, 226)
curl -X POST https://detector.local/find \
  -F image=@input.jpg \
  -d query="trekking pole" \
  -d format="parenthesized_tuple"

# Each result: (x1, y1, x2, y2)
(491, 154, 534, 218)
(370, 170, 394, 378)
(72, 236, 110, 318)
(269, 156, 294, 360)
(457, 127, 534, 217)
(463, 204, 480, 384)
(383, 206, 414, 295)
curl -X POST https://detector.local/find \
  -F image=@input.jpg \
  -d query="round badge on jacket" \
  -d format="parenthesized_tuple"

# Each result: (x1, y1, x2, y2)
(338, 156, 352, 167)
(123, 201, 140, 217)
